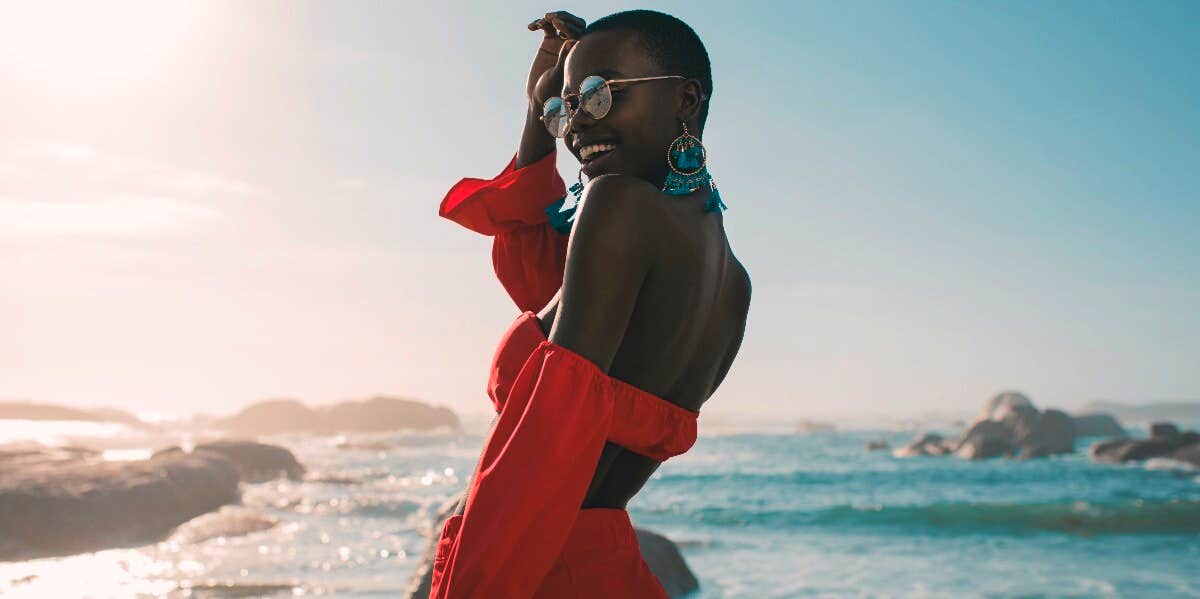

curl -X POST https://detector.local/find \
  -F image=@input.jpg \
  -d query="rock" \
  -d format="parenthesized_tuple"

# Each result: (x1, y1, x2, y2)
(1149, 422, 1180, 440)
(0, 401, 146, 428)
(214, 399, 320, 436)
(169, 505, 278, 544)
(1089, 438, 1177, 463)
(897, 393, 1080, 461)
(1071, 413, 1127, 438)
(893, 433, 955, 458)
(866, 440, 890, 451)
(0, 450, 239, 560)
(1167, 443, 1200, 468)
(218, 396, 460, 436)
(976, 391, 1036, 423)
(944, 392, 1076, 461)
(1087, 438, 1128, 461)
(321, 397, 460, 434)
(1015, 409, 1075, 459)
(1088, 421, 1200, 465)
(954, 420, 1017, 460)
(0, 445, 98, 469)
(194, 440, 305, 482)
(636, 527, 701, 597)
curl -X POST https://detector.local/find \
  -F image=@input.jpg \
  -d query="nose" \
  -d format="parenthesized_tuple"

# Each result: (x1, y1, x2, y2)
(567, 105, 596, 136)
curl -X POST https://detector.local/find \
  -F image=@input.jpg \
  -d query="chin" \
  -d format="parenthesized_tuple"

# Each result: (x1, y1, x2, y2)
(580, 148, 621, 179)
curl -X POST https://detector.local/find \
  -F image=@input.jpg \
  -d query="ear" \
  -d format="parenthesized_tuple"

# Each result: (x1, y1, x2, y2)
(676, 78, 704, 124)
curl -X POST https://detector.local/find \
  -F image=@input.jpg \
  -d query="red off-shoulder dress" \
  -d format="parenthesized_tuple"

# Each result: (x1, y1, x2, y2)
(431, 151, 701, 598)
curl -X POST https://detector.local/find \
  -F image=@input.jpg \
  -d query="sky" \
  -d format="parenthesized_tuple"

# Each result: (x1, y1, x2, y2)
(1, 1, 1196, 423)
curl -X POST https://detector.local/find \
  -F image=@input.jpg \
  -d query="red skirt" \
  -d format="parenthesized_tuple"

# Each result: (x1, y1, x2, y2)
(433, 507, 669, 599)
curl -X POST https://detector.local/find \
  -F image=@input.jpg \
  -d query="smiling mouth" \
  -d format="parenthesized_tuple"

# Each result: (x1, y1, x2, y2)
(578, 143, 616, 163)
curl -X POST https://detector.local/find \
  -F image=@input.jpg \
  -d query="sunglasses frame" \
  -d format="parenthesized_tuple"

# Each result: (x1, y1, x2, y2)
(540, 74, 696, 138)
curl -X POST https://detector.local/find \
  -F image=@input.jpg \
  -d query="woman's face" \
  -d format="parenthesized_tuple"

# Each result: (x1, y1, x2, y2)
(563, 29, 685, 183)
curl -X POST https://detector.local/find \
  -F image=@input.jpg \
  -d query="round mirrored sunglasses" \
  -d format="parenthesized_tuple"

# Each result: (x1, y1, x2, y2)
(541, 74, 690, 138)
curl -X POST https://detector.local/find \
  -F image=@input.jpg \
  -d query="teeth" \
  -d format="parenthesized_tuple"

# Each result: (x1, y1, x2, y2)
(579, 143, 615, 160)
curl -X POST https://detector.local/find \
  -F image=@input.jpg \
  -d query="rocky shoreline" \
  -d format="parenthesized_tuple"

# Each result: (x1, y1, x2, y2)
(0, 440, 299, 561)
(895, 391, 1200, 469)
(1, 400, 701, 597)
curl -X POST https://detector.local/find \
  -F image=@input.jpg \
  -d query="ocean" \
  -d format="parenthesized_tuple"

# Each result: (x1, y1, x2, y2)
(2, 425, 1199, 598)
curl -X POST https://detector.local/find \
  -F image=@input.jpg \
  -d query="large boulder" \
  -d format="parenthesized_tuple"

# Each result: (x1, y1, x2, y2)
(1090, 438, 1178, 463)
(1015, 409, 1075, 459)
(1088, 422, 1200, 465)
(1071, 413, 1126, 438)
(194, 440, 305, 482)
(0, 450, 239, 560)
(900, 392, 1077, 461)
(635, 528, 701, 597)
(218, 396, 459, 436)
(976, 391, 1037, 423)
(954, 420, 1017, 460)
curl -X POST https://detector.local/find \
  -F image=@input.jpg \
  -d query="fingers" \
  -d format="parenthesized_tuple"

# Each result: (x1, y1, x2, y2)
(549, 11, 585, 31)
(554, 38, 576, 67)
(529, 11, 585, 39)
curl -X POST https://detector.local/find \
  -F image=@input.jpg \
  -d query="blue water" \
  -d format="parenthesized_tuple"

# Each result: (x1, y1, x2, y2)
(633, 431, 1200, 598)
(3, 429, 1199, 598)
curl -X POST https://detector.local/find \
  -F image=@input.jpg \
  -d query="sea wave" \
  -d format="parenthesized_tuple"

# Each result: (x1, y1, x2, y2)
(686, 499, 1200, 535)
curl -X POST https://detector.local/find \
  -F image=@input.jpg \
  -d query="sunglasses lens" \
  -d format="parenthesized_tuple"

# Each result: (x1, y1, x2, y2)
(542, 96, 568, 138)
(579, 75, 611, 119)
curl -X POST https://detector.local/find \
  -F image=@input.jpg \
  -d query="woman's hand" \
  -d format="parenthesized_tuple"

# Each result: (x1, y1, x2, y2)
(515, 11, 583, 169)
(526, 11, 585, 111)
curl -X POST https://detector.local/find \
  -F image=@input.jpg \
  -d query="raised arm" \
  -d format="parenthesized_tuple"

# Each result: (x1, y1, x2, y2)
(436, 13, 584, 312)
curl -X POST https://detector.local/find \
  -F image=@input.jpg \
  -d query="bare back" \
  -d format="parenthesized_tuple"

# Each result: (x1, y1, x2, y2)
(537, 185, 751, 509)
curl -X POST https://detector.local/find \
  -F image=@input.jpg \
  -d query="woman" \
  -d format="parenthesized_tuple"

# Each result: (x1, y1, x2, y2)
(430, 9, 751, 599)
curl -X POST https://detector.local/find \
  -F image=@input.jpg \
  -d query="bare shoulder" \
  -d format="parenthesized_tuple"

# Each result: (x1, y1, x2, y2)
(577, 173, 661, 215)
(570, 173, 661, 253)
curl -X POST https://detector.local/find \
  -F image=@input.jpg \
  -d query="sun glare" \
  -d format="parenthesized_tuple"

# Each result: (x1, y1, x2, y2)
(0, 1, 200, 81)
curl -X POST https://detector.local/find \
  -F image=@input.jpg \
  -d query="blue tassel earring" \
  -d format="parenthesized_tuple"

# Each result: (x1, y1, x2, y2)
(545, 168, 584, 235)
(662, 120, 726, 213)
(545, 120, 726, 235)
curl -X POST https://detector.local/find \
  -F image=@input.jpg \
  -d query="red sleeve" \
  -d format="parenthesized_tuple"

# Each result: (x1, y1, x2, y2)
(428, 340, 616, 599)
(438, 151, 570, 312)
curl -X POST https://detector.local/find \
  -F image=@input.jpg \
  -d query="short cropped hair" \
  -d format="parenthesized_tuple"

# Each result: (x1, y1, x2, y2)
(584, 10, 713, 132)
